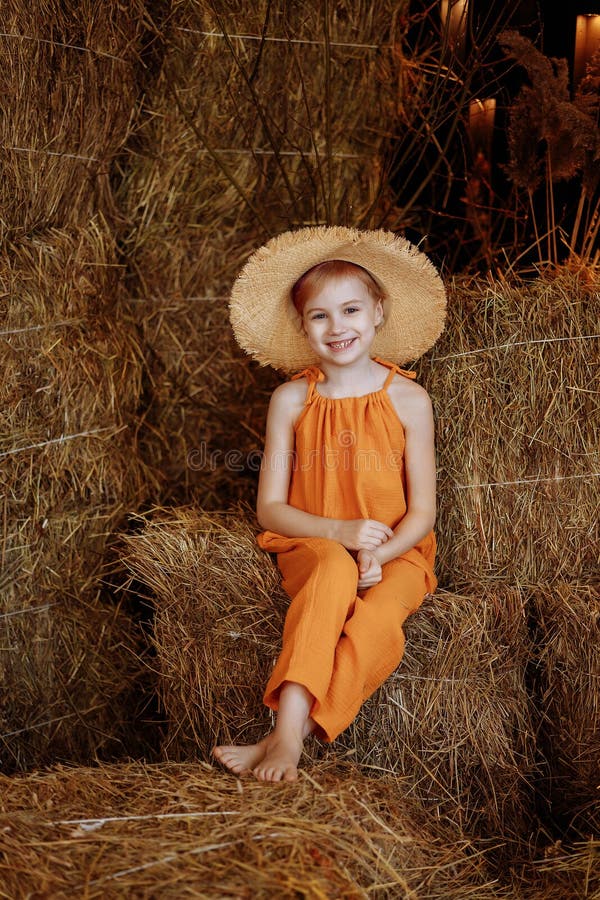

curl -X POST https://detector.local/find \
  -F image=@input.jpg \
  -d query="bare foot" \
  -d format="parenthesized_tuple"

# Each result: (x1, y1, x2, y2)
(212, 738, 268, 776)
(252, 732, 303, 783)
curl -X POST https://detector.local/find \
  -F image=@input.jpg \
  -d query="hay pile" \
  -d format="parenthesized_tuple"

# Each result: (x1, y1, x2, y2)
(0, 0, 145, 240)
(0, 221, 156, 769)
(531, 582, 600, 839)
(118, 0, 404, 506)
(0, 760, 513, 898)
(419, 272, 599, 587)
(122, 508, 537, 844)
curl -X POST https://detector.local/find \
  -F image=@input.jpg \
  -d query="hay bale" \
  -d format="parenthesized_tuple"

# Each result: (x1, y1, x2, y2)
(418, 272, 599, 586)
(0, 219, 157, 768)
(0, 596, 147, 772)
(120, 506, 281, 759)
(531, 582, 600, 839)
(0, 0, 145, 238)
(118, 0, 405, 505)
(0, 760, 512, 898)
(121, 508, 537, 843)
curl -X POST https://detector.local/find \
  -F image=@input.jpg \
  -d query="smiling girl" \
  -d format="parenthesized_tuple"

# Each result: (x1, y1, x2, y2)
(215, 227, 446, 782)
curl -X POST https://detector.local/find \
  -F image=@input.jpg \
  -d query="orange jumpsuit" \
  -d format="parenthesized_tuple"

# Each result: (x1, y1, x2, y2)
(257, 356, 437, 742)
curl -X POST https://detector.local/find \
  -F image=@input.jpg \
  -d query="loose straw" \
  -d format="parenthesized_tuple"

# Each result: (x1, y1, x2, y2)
(172, 148, 367, 159)
(177, 27, 379, 51)
(84, 837, 264, 886)
(1, 320, 82, 336)
(1, 145, 100, 163)
(0, 603, 58, 620)
(433, 333, 600, 362)
(0, 427, 117, 459)
(0, 32, 126, 62)
(127, 295, 230, 303)
(455, 472, 600, 490)
(1, 713, 77, 740)
(49, 811, 240, 827)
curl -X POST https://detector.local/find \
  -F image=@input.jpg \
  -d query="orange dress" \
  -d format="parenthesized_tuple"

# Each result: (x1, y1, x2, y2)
(257, 356, 436, 741)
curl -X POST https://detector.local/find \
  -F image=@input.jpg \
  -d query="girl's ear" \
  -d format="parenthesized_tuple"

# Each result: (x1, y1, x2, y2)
(374, 299, 384, 328)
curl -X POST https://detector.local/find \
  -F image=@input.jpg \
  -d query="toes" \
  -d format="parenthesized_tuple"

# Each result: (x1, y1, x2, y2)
(253, 763, 297, 783)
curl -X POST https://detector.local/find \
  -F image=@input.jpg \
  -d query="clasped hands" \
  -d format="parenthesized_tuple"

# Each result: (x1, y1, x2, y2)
(335, 518, 395, 591)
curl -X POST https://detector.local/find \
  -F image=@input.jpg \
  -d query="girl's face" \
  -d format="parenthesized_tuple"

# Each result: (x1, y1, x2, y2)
(300, 274, 384, 364)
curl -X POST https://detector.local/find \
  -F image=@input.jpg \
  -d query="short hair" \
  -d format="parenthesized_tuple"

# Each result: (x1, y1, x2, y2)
(291, 259, 383, 315)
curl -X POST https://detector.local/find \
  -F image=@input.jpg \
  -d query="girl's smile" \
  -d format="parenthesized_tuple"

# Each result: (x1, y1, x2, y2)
(328, 337, 357, 351)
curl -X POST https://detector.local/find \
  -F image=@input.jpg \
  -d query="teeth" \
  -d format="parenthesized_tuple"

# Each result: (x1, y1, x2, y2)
(329, 339, 354, 349)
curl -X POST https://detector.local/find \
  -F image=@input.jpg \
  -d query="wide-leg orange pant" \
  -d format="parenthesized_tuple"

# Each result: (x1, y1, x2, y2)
(263, 537, 430, 742)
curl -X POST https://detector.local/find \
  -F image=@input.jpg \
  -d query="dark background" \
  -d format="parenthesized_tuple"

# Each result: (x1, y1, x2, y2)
(540, 0, 600, 62)
(396, 0, 600, 271)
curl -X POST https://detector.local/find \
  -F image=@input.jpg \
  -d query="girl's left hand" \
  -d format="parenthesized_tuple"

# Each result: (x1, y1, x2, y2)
(356, 548, 383, 591)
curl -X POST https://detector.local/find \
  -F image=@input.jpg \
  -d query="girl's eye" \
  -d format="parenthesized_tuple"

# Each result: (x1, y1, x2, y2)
(310, 312, 326, 320)
(345, 306, 359, 314)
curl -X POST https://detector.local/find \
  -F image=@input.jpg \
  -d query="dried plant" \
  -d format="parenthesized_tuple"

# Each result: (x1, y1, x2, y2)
(498, 31, 600, 268)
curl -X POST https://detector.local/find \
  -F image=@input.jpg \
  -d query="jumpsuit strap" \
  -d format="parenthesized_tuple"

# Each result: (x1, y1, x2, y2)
(373, 356, 417, 388)
(290, 366, 325, 404)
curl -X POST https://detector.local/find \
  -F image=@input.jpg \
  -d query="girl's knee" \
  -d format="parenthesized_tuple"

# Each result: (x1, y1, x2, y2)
(308, 538, 358, 581)
(279, 537, 358, 598)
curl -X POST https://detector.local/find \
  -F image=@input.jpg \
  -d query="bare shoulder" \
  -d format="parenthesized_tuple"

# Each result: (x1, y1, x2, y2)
(386, 374, 433, 427)
(267, 377, 308, 428)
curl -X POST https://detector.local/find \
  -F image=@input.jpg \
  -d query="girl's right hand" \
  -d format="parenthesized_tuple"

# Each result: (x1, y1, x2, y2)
(334, 519, 394, 551)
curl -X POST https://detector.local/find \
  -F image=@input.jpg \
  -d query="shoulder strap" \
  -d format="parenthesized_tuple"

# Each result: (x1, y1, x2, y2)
(290, 365, 325, 404)
(373, 356, 417, 388)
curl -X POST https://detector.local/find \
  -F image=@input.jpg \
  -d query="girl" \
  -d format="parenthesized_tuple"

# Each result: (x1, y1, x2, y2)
(215, 227, 446, 782)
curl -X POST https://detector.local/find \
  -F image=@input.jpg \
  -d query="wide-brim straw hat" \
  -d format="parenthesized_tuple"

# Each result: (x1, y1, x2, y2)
(229, 226, 447, 373)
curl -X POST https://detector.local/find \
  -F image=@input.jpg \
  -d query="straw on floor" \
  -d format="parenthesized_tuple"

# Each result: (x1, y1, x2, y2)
(0, 760, 515, 899)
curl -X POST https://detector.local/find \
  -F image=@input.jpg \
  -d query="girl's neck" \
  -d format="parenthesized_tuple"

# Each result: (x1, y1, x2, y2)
(315, 356, 381, 398)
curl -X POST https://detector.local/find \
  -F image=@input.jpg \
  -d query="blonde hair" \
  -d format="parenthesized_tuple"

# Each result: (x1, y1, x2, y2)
(291, 259, 383, 315)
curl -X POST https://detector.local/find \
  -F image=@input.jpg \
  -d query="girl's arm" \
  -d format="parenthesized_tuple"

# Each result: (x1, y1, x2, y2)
(372, 384, 437, 566)
(256, 383, 393, 550)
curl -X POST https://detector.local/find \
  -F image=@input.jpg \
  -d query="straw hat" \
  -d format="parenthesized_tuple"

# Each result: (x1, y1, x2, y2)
(229, 226, 446, 373)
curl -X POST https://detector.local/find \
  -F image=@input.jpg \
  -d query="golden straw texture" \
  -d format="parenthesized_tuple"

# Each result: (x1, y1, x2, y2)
(117, 0, 406, 500)
(531, 582, 600, 840)
(0, 0, 146, 239)
(0, 220, 156, 769)
(418, 272, 599, 585)
(0, 761, 514, 899)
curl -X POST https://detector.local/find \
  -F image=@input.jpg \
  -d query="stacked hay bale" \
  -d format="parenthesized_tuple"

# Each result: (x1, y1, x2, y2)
(0, 0, 145, 241)
(0, 223, 155, 770)
(531, 583, 600, 839)
(120, 507, 281, 759)
(421, 273, 599, 587)
(0, 761, 514, 898)
(418, 272, 599, 840)
(122, 508, 537, 847)
(0, 0, 154, 769)
(118, 0, 404, 507)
